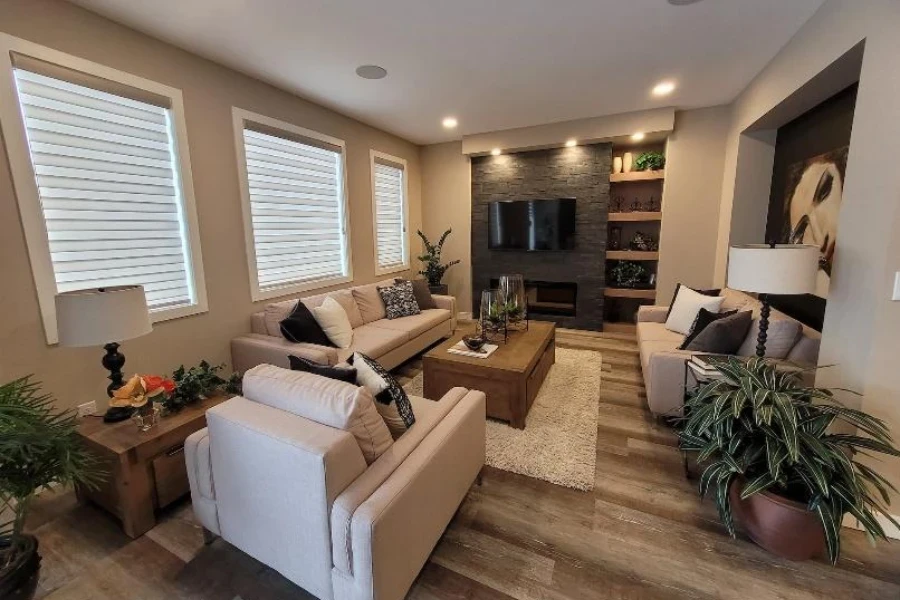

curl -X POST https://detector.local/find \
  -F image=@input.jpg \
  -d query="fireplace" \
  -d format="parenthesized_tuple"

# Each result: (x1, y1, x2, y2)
(490, 278, 577, 317)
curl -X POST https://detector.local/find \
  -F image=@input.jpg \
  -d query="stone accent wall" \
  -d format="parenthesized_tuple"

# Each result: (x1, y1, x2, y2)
(471, 144, 610, 330)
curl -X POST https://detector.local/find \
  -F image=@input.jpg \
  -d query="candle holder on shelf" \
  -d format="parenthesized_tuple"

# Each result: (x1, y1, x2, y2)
(499, 274, 528, 331)
(479, 289, 508, 343)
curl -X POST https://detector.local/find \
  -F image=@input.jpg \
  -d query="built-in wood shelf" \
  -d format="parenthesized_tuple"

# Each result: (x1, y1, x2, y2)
(610, 170, 665, 183)
(606, 251, 659, 261)
(602, 321, 637, 334)
(608, 212, 662, 222)
(604, 288, 657, 299)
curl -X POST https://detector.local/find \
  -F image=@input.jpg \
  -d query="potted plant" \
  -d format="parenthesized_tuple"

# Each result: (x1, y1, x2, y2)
(609, 260, 648, 288)
(416, 229, 460, 294)
(1, 377, 103, 599)
(678, 357, 900, 563)
(634, 151, 666, 172)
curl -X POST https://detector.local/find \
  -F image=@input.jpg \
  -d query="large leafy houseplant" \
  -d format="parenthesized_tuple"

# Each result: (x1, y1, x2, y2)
(1, 377, 103, 598)
(416, 229, 460, 288)
(678, 357, 900, 564)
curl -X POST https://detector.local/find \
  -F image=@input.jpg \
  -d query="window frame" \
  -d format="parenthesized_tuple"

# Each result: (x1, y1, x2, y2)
(232, 107, 353, 302)
(0, 33, 208, 345)
(369, 150, 410, 276)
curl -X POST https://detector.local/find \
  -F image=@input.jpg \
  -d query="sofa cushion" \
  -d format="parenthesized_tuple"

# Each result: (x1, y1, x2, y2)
(737, 317, 802, 359)
(684, 310, 753, 354)
(302, 289, 364, 329)
(352, 283, 387, 323)
(679, 308, 737, 350)
(264, 299, 299, 337)
(280, 301, 335, 347)
(637, 321, 685, 345)
(349, 352, 415, 438)
(367, 308, 451, 339)
(340, 323, 409, 361)
(289, 354, 357, 383)
(378, 280, 421, 319)
(241, 364, 392, 464)
(639, 339, 682, 376)
(720, 288, 759, 312)
(396, 278, 438, 310)
(312, 296, 355, 348)
(665, 286, 725, 335)
(330, 387, 469, 574)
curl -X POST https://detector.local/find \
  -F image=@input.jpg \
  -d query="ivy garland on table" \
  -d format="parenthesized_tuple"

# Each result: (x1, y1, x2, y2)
(162, 361, 243, 413)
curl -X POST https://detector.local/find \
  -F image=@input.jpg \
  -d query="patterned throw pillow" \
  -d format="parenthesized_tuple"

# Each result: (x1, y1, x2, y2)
(348, 352, 415, 438)
(377, 280, 421, 320)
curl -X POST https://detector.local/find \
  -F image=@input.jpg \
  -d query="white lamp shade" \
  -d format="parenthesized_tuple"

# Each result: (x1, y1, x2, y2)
(727, 244, 819, 295)
(55, 286, 153, 347)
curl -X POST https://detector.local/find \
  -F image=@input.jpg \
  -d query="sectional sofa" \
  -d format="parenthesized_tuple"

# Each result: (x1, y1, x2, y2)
(231, 279, 457, 372)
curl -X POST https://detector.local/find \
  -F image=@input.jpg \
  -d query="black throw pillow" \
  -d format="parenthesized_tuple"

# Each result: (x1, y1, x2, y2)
(288, 355, 357, 383)
(684, 311, 753, 354)
(377, 280, 421, 319)
(679, 308, 737, 350)
(280, 301, 336, 347)
(666, 284, 723, 320)
(395, 278, 438, 309)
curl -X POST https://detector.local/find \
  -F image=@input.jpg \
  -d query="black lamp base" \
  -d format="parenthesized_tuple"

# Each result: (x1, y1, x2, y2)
(101, 342, 132, 423)
(756, 293, 771, 358)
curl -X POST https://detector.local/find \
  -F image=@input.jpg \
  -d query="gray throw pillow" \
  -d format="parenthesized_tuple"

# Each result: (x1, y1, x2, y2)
(377, 280, 421, 319)
(395, 278, 437, 309)
(685, 311, 753, 354)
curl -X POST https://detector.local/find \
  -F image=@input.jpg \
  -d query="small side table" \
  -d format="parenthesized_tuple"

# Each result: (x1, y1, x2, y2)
(75, 395, 228, 538)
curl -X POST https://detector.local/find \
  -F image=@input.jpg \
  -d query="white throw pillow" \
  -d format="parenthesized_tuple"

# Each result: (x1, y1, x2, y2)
(312, 296, 354, 348)
(665, 286, 725, 335)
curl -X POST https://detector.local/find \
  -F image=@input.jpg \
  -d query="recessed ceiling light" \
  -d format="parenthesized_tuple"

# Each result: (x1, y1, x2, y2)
(491, 148, 501, 156)
(442, 117, 458, 129)
(565, 139, 577, 147)
(652, 81, 676, 97)
(631, 132, 645, 142)
(356, 65, 387, 80)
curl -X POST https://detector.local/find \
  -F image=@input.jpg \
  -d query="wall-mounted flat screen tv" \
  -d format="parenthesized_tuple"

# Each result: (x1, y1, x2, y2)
(488, 198, 576, 251)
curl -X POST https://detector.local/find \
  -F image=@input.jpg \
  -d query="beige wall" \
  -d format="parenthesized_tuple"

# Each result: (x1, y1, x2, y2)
(0, 0, 422, 412)
(420, 142, 472, 313)
(712, 0, 900, 510)
(656, 106, 731, 302)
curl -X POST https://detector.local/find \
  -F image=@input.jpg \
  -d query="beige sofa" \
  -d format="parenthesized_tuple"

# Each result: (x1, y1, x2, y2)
(637, 288, 820, 417)
(185, 366, 486, 600)
(231, 279, 457, 372)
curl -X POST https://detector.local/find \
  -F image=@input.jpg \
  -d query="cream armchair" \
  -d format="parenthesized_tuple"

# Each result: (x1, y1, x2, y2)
(185, 366, 486, 600)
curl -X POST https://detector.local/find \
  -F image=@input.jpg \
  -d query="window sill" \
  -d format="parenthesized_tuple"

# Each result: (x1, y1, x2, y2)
(251, 275, 354, 303)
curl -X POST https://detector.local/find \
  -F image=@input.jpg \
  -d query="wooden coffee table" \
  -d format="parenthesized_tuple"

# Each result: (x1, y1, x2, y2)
(423, 321, 555, 429)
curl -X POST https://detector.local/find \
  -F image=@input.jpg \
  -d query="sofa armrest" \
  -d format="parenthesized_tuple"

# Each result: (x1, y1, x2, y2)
(432, 294, 457, 331)
(344, 390, 485, 600)
(645, 349, 695, 417)
(185, 427, 220, 535)
(637, 305, 669, 324)
(231, 333, 338, 372)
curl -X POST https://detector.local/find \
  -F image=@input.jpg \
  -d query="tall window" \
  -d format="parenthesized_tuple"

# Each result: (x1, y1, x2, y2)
(233, 108, 351, 300)
(0, 38, 207, 344)
(370, 151, 409, 275)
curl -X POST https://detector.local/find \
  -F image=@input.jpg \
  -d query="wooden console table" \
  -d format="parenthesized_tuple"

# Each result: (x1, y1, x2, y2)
(423, 321, 555, 429)
(75, 395, 228, 538)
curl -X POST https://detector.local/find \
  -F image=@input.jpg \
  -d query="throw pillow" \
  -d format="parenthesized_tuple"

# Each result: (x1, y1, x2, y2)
(665, 286, 725, 335)
(679, 308, 737, 350)
(279, 301, 336, 347)
(377, 280, 421, 319)
(348, 352, 415, 438)
(684, 311, 753, 354)
(312, 296, 354, 348)
(665, 283, 722, 320)
(288, 354, 357, 383)
(737, 318, 802, 359)
(395, 278, 438, 310)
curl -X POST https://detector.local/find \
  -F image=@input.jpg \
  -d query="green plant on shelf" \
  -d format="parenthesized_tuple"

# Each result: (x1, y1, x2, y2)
(164, 361, 242, 413)
(609, 260, 648, 288)
(634, 151, 666, 172)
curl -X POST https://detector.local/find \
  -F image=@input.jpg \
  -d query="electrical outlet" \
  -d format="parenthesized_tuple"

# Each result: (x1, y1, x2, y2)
(893, 272, 900, 301)
(77, 400, 97, 418)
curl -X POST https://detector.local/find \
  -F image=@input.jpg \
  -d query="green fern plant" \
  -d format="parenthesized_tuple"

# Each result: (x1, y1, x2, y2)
(0, 377, 103, 571)
(678, 357, 900, 564)
(634, 151, 666, 171)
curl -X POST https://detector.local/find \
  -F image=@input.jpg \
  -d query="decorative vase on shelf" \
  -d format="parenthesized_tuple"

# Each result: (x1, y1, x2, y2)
(479, 289, 507, 343)
(623, 152, 633, 173)
(613, 156, 623, 174)
(499, 274, 527, 331)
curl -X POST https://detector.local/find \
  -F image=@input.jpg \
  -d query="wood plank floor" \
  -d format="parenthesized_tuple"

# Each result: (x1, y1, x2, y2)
(26, 330, 900, 600)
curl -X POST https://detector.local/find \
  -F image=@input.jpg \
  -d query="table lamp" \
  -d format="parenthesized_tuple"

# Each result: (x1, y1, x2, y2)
(727, 244, 818, 357)
(56, 286, 153, 422)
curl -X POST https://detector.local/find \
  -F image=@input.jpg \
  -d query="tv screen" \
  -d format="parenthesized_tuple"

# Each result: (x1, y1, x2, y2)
(488, 198, 576, 251)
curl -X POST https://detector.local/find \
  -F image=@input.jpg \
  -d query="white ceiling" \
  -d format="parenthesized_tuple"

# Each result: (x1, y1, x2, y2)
(70, 0, 824, 145)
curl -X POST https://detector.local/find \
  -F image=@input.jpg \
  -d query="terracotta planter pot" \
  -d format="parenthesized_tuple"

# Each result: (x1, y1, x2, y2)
(730, 480, 826, 561)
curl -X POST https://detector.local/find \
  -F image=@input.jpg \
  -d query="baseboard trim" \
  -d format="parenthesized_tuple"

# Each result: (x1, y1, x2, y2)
(843, 512, 900, 540)
(458, 311, 473, 322)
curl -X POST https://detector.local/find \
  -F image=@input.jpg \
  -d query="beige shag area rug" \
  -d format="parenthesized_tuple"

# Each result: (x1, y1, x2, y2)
(403, 347, 602, 491)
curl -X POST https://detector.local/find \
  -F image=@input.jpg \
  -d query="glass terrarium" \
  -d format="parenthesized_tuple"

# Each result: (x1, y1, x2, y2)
(499, 274, 528, 331)
(479, 288, 508, 343)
